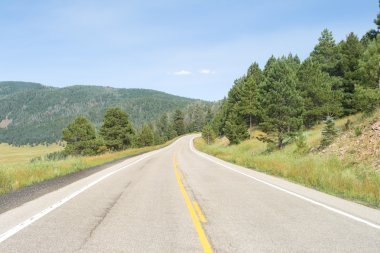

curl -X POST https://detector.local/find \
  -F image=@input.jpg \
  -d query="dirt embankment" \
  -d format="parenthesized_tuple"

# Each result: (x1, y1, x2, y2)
(325, 116, 380, 170)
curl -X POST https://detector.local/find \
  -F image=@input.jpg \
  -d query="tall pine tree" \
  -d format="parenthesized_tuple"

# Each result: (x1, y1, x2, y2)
(239, 63, 263, 131)
(99, 108, 135, 151)
(297, 58, 343, 127)
(258, 57, 304, 148)
(311, 29, 342, 77)
(359, 35, 380, 89)
(172, 110, 185, 136)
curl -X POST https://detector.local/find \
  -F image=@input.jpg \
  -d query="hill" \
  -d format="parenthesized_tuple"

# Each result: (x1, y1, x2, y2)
(0, 81, 201, 145)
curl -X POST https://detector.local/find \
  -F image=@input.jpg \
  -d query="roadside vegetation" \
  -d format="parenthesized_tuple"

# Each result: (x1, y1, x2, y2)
(196, 4, 380, 208)
(196, 110, 380, 208)
(0, 100, 216, 194)
(0, 139, 176, 195)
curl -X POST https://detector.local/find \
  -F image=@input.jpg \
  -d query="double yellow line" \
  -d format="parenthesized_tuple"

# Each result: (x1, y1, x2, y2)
(172, 154, 213, 253)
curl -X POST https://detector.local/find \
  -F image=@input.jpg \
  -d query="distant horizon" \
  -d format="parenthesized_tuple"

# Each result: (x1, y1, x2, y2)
(0, 80, 213, 101)
(0, 1, 377, 100)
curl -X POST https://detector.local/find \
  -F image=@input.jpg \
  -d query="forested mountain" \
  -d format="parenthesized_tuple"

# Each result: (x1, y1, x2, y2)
(0, 81, 205, 145)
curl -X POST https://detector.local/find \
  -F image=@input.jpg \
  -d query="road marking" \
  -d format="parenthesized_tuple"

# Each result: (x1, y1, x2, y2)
(190, 137, 380, 231)
(172, 154, 213, 253)
(0, 139, 181, 244)
(193, 201, 207, 223)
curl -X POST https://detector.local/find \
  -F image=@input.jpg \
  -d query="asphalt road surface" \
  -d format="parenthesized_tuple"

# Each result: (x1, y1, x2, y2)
(0, 135, 379, 252)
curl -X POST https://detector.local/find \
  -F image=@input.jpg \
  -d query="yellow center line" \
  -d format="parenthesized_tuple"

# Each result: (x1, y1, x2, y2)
(193, 201, 207, 223)
(172, 154, 214, 253)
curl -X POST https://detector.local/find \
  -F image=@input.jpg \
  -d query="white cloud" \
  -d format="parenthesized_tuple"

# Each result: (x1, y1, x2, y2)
(173, 70, 191, 76)
(200, 69, 215, 75)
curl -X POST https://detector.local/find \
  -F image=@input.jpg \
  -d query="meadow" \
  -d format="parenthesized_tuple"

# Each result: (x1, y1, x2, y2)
(194, 113, 380, 208)
(0, 140, 175, 194)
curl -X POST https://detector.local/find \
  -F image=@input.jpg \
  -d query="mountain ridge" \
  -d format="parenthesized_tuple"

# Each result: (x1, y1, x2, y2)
(0, 81, 205, 145)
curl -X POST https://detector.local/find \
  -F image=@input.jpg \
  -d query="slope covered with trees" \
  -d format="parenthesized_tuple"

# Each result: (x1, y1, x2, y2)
(0, 82, 210, 145)
(209, 5, 380, 148)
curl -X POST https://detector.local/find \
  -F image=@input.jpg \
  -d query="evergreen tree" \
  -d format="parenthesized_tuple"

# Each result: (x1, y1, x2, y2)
(297, 58, 343, 127)
(223, 111, 249, 145)
(205, 106, 213, 124)
(340, 32, 364, 83)
(191, 103, 204, 132)
(258, 57, 304, 149)
(239, 63, 263, 131)
(295, 128, 308, 154)
(172, 109, 185, 136)
(337, 33, 364, 115)
(321, 116, 338, 148)
(211, 98, 228, 136)
(137, 124, 154, 147)
(311, 29, 342, 76)
(202, 124, 216, 144)
(358, 35, 380, 89)
(99, 108, 135, 151)
(62, 116, 105, 155)
(167, 123, 178, 139)
(221, 78, 250, 144)
(156, 113, 170, 141)
(354, 86, 380, 115)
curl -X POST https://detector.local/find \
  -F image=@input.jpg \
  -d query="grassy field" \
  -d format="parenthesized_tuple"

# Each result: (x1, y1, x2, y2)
(0, 140, 175, 195)
(194, 113, 380, 208)
(0, 143, 63, 166)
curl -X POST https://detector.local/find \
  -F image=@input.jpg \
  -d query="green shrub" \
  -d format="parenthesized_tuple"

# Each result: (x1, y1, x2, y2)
(321, 116, 338, 148)
(354, 127, 362, 136)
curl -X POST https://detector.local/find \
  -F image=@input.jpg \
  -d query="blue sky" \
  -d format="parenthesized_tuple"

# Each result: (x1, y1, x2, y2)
(0, 0, 377, 101)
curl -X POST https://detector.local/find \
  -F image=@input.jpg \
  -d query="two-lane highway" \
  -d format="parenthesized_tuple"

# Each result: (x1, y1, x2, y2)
(0, 135, 380, 252)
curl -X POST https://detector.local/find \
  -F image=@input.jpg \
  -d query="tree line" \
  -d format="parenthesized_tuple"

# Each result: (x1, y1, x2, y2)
(204, 3, 380, 148)
(63, 102, 215, 155)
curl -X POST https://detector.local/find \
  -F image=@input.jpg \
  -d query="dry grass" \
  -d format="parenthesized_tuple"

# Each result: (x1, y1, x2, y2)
(0, 143, 63, 166)
(194, 111, 380, 208)
(0, 140, 175, 195)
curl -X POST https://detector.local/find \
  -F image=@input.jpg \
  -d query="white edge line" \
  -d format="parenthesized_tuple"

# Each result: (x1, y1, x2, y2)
(0, 138, 180, 243)
(189, 137, 380, 231)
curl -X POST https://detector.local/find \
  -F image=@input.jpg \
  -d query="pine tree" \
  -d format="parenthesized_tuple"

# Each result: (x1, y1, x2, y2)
(239, 63, 263, 131)
(340, 32, 364, 83)
(156, 113, 170, 141)
(297, 58, 343, 127)
(99, 108, 135, 151)
(259, 57, 304, 149)
(202, 124, 216, 144)
(137, 124, 154, 147)
(354, 86, 380, 115)
(295, 128, 308, 154)
(172, 110, 185, 136)
(223, 111, 249, 145)
(311, 29, 342, 77)
(358, 35, 380, 89)
(191, 103, 204, 132)
(221, 78, 250, 144)
(321, 116, 338, 148)
(62, 116, 104, 155)
(337, 33, 365, 115)
(211, 98, 228, 136)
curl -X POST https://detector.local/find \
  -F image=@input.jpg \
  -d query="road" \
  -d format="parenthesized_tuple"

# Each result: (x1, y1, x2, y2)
(0, 135, 380, 252)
